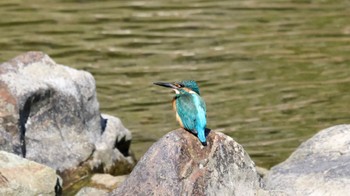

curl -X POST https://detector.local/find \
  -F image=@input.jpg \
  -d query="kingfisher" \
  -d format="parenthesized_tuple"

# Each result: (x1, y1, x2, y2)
(154, 80, 207, 145)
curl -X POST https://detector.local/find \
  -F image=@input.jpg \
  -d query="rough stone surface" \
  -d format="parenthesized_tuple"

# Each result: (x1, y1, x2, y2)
(111, 129, 263, 196)
(256, 166, 269, 179)
(0, 52, 135, 184)
(264, 124, 350, 196)
(90, 174, 127, 190)
(91, 114, 135, 175)
(0, 151, 61, 196)
(75, 187, 108, 196)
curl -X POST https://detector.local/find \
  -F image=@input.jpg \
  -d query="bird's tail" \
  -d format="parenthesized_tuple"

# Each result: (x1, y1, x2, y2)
(197, 129, 207, 145)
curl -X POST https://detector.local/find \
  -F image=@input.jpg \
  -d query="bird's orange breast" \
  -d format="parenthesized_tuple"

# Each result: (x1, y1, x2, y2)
(172, 98, 184, 128)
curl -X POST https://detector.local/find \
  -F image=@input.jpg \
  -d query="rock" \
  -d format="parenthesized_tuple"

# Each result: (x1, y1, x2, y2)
(111, 129, 263, 196)
(256, 166, 269, 178)
(264, 124, 350, 195)
(0, 52, 135, 185)
(0, 151, 61, 196)
(90, 174, 127, 191)
(91, 114, 135, 175)
(70, 174, 127, 195)
(257, 189, 288, 196)
(75, 187, 108, 196)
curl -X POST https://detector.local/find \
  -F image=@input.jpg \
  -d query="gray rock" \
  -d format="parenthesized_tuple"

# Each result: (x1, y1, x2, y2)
(90, 174, 127, 190)
(0, 150, 61, 196)
(264, 124, 350, 196)
(75, 187, 108, 196)
(111, 129, 263, 196)
(73, 174, 127, 196)
(91, 114, 135, 175)
(0, 52, 135, 183)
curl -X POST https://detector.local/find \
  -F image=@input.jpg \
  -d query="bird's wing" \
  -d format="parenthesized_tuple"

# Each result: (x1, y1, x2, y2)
(176, 93, 206, 132)
(195, 95, 207, 129)
(198, 95, 206, 113)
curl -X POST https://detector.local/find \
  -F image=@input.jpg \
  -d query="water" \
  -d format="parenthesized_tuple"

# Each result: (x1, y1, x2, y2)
(1, 0, 350, 169)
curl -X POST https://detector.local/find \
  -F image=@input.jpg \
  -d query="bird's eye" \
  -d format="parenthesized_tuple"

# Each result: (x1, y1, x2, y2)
(175, 84, 183, 88)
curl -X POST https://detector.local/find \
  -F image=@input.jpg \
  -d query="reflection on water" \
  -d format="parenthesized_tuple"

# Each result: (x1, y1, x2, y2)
(1, 0, 350, 168)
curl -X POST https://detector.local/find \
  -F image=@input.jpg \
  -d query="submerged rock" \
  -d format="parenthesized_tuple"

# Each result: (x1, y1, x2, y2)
(0, 52, 135, 185)
(265, 124, 350, 195)
(90, 174, 127, 191)
(0, 151, 61, 196)
(111, 129, 263, 196)
(76, 187, 108, 196)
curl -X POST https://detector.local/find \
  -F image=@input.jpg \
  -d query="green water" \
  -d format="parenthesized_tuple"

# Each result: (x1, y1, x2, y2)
(1, 0, 350, 168)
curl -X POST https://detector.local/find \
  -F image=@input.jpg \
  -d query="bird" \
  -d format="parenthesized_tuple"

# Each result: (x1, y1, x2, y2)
(154, 80, 207, 145)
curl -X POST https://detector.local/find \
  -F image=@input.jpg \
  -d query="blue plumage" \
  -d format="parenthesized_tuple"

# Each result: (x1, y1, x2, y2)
(154, 80, 207, 145)
(179, 80, 201, 95)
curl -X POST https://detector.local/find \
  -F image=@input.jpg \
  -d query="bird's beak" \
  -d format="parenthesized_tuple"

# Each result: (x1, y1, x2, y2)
(153, 82, 178, 89)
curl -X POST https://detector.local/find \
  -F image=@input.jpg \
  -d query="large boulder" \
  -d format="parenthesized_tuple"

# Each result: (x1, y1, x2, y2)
(264, 124, 350, 195)
(111, 129, 263, 196)
(0, 151, 61, 196)
(0, 52, 135, 184)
